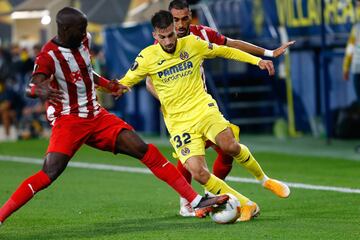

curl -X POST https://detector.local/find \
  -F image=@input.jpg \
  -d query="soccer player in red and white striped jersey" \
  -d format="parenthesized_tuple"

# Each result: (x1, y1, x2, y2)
(146, 0, 292, 217)
(0, 7, 229, 226)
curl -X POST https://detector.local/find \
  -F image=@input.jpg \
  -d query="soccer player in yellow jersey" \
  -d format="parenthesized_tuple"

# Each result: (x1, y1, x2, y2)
(146, 0, 292, 218)
(118, 10, 289, 221)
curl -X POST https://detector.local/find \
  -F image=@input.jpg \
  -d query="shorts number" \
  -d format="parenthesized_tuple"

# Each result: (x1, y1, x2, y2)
(173, 133, 191, 148)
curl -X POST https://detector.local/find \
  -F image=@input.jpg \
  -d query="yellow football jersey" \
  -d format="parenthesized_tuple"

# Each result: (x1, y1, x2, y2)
(120, 35, 261, 133)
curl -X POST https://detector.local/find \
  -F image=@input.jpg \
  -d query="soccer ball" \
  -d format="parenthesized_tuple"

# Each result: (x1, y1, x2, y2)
(210, 194, 241, 224)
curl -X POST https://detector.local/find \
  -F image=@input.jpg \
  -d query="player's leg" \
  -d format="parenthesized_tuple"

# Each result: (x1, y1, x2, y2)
(0, 152, 70, 224)
(177, 140, 233, 216)
(114, 129, 228, 215)
(0, 115, 91, 224)
(215, 128, 290, 198)
(211, 144, 234, 180)
(184, 155, 257, 221)
(176, 160, 192, 183)
(175, 159, 194, 216)
(86, 111, 228, 217)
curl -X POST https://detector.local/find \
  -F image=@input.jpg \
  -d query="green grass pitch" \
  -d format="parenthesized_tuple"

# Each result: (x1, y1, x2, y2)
(0, 138, 359, 239)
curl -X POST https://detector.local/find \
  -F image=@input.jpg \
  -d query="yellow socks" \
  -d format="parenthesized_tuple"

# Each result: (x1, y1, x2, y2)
(204, 174, 249, 206)
(234, 144, 266, 181)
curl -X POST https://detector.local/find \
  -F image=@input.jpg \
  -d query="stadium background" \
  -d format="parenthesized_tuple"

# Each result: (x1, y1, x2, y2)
(0, 1, 359, 239)
(0, 0, 359, 141)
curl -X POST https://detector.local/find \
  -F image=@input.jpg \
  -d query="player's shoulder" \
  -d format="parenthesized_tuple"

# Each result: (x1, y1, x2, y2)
(138, 44, 158, 58)
(41, 39, 56, 53)
(36, 40, 58, 60)
(181, 34, 200, 42)
(190, 24, 217, 34)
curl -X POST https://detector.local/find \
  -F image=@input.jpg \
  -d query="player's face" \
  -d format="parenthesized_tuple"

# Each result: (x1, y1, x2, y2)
(153, 24, 177, 53)
(171, 8, 192, 38)
(65, 19, 87, 48)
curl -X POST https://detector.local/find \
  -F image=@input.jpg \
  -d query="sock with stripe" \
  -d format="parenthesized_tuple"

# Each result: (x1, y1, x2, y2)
(234, 144, 267, 182)
(212, 145, 234, 180)
(203, 174, 249, 207)
(0, 170, 51, 223)
(141, 144, 201, 206)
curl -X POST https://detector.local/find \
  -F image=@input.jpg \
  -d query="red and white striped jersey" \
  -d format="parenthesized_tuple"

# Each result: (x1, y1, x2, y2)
(33, 33, 100, 124)
(188, 24, 227, 45)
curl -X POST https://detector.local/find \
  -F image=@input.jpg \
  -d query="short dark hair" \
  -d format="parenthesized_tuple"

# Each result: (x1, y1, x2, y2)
(168, 0, 189, 11)
(151, 10, 174, 29)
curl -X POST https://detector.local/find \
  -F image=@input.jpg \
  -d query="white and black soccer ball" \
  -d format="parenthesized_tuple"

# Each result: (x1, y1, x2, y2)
(210, 194, 241, 224)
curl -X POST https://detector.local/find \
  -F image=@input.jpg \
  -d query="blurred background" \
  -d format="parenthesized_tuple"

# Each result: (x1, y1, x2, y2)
(0, 0, 359, 150)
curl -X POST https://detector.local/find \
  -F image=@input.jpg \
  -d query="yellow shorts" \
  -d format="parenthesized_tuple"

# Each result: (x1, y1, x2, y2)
(170, 108, 240, 164)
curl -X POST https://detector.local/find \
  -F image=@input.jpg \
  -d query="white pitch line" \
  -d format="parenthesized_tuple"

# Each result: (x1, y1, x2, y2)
(1, 155, 360, 194)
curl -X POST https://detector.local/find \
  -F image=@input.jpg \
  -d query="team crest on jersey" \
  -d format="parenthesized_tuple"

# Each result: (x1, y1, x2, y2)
(70, 70, 83, 83)
(131, 61, 139, 71)
(179, 51, 189, 60)
(181, 147, 190, 156)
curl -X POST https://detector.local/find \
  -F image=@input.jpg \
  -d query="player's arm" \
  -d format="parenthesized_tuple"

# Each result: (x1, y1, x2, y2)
(26, 74, 64, 105)
(26, 52, 63, 105)
(343, 25, 356, 81)
(226, 38, 295, 58)
(196, 37, 274, 75)
(117, 52, 149, 96)
(145, 76, 159, 100)
(93, 71, 129, 97)
(203, 25, 294, 58)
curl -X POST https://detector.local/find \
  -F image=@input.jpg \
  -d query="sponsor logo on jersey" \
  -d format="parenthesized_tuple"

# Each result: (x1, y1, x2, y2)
(157, 61, 194, 83)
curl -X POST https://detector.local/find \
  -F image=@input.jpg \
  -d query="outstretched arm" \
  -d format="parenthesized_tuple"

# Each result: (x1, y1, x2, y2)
(203, 42, 275, 76)
(226, 38, 295, 58)
(93, 71, 129, 97)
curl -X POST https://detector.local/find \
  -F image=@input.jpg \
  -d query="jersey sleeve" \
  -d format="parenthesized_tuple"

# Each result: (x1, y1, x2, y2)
(119, 51, 149, 88)
(203, 26, 226, 45)
(32, 52, 55, 77)
(192, 35, 261, 65)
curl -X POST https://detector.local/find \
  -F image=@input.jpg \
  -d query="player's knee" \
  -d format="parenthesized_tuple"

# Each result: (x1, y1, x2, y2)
(42, 168, 62, 182)
(42, 153, 69, 181)
(220, 141, 240, 157)
(137, 143, 149, 158)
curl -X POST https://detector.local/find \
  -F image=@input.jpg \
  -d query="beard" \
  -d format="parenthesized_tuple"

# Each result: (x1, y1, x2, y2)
(161, 43, 176, 54)
(177, 27, 189, 38)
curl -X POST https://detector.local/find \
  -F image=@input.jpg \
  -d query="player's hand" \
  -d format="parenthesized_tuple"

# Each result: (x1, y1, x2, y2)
(34, 75, 64, 105)
(258, 60, 275, 76)
(343, 71, 349, 81)
(110, 81, 130, 99)
(273, 41, 296, 58)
